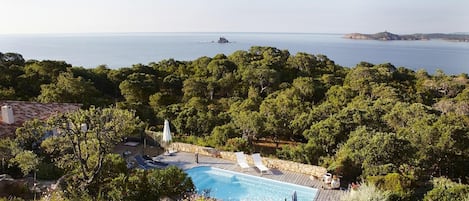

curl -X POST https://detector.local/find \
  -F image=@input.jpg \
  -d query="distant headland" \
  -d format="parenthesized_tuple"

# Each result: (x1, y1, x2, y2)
(344, 31, 469, 42)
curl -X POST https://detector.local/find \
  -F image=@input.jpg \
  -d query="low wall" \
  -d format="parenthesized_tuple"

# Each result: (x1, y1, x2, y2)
(169, 142, 327, 178)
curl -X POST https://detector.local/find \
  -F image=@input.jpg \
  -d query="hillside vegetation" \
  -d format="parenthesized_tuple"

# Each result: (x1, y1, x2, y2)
(1, 47, 468, 200)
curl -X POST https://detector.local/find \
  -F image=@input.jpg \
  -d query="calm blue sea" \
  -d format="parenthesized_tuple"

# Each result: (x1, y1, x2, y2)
(1, 32, 468, 74)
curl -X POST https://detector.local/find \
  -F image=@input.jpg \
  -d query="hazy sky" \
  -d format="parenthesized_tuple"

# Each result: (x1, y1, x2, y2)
(1, 0, 468, 34)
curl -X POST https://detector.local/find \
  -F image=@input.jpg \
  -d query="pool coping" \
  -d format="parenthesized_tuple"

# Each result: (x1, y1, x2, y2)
(156, 151, 347, 201)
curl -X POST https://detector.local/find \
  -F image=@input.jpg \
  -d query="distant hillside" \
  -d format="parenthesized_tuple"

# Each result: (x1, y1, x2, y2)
(344, 31, 469, 42)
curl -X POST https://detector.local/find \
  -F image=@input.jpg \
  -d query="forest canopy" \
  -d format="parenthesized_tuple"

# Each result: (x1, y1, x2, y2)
(1, 48, 468, 199)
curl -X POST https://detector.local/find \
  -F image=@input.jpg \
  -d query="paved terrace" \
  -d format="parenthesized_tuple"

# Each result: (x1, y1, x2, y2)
(156, 152, 347, 201)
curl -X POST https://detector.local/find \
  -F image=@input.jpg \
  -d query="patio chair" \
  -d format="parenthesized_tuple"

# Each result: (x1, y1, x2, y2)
(235, 152, 250, 170)
(252, 153, 269, 174)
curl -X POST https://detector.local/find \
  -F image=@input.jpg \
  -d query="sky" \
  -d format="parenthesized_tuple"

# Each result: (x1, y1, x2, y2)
(0, 0, 468, 34)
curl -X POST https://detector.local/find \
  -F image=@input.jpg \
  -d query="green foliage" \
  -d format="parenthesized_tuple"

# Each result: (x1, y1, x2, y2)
(174, 106, 218, 136)
(207, 124, 238, 148)
(38, 72, 102, 107)
(260, 89, 306, 144)
(0, 139, 22, 177)
(2, 49, 468, 198)
(15, 119, 48, 151)
(367, 173, 414, 199)
(232, 110, 263, 144)
(107, 167, 194, 201)
(329, 127, 413, 180)
(287, 52, 317, 76)
(0, 138, 40, 177)
(87, 154, 128, 196)
(224, 137, 250, 153)
(423, 177, 469, 201)
(17, 60, 70, 99)
(326, 85, 356, 109)
(147, 166, 195, 197)
(119, 68, 158, 104)
(341, 182, 391, 201)
(149, 92, 175, 115)
(276, 142, 324, 165)
(292, 77, 316, 101)
(41, 107, 145, 192)
(0, 138, 20, 162)
(9, 150, 39, 176)
(0, 87, 16, 99)
(344, 66, 382, 96)
(36, 162, 63, 180)
(39, 191, 71, 201)
(182, 135, 210, 147)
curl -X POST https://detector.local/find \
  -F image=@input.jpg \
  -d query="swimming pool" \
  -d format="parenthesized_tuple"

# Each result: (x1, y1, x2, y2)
(186, 166, 318, 201)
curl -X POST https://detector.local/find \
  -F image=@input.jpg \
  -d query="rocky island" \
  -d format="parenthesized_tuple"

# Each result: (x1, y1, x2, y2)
(217, 37, 230, 43)
(344, 31, 469, 42)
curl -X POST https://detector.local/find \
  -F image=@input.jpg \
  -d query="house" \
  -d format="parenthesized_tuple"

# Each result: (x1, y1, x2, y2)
(0, 101, 81, 138)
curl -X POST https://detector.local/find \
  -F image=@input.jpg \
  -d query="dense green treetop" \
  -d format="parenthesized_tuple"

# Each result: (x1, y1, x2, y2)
(1, 47, 468, 196)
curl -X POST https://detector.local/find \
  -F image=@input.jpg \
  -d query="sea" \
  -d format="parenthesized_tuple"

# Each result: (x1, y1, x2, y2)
(1, 32, 468, 75)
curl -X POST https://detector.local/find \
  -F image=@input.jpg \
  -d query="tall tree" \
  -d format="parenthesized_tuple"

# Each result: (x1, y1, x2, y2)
(38, 72, 102, 107)
(260, 89, 306, 146)
(119, 72, 158, 104)
(232, 110, 264, 144)
(41, 107, 145, 190)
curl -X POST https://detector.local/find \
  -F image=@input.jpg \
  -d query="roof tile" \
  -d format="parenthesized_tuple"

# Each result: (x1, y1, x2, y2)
(0, 101, 81, 138)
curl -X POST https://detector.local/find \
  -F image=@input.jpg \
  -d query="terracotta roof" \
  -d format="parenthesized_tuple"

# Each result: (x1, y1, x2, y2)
(0, 101, 81, 138)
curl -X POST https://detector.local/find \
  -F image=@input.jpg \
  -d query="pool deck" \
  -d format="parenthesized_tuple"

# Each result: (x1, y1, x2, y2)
(156, 152, 347, 201)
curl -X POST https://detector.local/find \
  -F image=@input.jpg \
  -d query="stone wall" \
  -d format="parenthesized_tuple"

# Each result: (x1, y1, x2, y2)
(169, 142, 327, 177)
(170, 142, 221, 157)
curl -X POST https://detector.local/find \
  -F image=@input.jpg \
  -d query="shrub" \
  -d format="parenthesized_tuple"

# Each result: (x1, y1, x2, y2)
(207, 124, 237, 148)
(276, 142, 324, 165)
(364, 164, 397, 177)
(423, 177, 469, 201)
(87, 154, 128, 197)
(341, 182, 390, 201)
(367, 173, 414, 200)
(327, 156, 362, 183)
(224, 137, 249, 152)
(182, 135, 208, 147)
(106, 166, 194, 201)
(39, 191, 70, 201)
(148, 166, 195, 197)
(37, 162, 63, 180)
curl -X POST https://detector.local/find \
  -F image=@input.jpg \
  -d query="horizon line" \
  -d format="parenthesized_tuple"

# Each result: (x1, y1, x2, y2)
(1, 31, 468, 36)
(0, 31, 344, 36)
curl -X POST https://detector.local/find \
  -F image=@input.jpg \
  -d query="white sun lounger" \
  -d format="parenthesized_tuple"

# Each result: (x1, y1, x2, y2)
(252, 153, 269, 174)
(235, 152, 250, 170)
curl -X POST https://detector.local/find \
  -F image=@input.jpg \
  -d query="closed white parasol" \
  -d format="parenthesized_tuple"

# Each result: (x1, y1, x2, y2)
(162, 119, 172, 144)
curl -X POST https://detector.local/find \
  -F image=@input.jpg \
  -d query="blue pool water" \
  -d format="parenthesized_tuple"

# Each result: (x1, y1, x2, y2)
(186, 166, 318, 201)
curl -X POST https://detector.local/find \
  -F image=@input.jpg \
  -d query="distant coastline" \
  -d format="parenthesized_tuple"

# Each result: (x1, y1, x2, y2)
(1, 32, 468, 74)
(344, 31, 469, 42)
